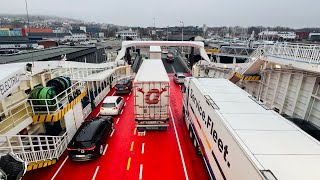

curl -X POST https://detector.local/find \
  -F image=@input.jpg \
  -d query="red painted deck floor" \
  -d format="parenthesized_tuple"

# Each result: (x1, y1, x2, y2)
(23, 78, 210, 180)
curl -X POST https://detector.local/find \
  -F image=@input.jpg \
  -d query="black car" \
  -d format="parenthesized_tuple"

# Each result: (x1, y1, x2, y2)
(67, 116, 114, 161)
(115, 78, 133, 94)
(166, 53, 174, 63)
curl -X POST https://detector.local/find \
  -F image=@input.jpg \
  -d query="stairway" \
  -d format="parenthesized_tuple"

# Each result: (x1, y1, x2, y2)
(229, 46, 265, 84)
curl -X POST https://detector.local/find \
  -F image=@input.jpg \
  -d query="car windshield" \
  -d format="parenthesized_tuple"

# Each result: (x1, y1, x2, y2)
(167, 54, 173, 57)
(178, 75, 185, 78)
(102, 103, 116, 108)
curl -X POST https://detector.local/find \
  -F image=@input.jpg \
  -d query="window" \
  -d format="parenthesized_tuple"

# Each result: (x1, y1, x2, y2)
(116, 97, 122, 104)
(102, 103, 115, 108)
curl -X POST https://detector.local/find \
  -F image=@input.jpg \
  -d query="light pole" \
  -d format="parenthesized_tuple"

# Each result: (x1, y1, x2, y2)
(167, 26, 169, 41)
(180, 21, 184, 53)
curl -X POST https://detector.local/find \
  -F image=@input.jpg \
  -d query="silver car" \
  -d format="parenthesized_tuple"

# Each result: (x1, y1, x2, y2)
(173, 73, 185, 84)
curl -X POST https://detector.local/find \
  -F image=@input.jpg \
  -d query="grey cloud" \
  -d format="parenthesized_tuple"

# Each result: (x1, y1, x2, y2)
(0, 0, 319, 28)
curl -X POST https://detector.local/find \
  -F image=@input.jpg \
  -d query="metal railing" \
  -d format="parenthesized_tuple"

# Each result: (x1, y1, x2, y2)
(0, 132, 69, 163)
(266, 43, 320, 64)
(0, 99, 32, 134)
(55, 68, 106, 81)
(28, 81, 87, 115)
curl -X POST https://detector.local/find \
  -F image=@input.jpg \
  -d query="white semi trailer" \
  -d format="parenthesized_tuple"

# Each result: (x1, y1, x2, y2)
(134, 59, 170, 130)
(182, 78, 320, 180)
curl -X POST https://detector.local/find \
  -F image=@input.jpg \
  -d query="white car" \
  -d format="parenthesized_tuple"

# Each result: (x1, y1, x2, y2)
(173, 73, 185, 84)
(100, 96, 124, 116)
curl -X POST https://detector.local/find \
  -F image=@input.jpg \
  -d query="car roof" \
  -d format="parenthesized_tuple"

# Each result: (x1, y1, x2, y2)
(117, 78, 131, 84)
(75, 120, 103, 141)
(103, 96, 121, 103)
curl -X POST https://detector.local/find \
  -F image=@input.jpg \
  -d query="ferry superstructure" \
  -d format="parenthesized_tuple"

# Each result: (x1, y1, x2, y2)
(0, 40, 319, 180)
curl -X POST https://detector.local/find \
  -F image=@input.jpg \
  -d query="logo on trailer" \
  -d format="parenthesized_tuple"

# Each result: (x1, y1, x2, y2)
(137, 88, 167, 104)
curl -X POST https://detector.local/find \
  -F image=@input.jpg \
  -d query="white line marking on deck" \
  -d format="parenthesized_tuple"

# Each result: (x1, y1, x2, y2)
(51, 156, 68, 180)
(112, 91, 115, 96)
(116, 117, 120, 124)
(110, 129, 115, 137)
(141, 143, 145, 154)
(170, 106, 189, 180)
(103, 144, 109, 155)
(129, 91, 131, 95)
(124, 103, 127, 106)
(120, 109, 124, 114)
(92, 166, 100, 180)
(126, 97, 129, 100)
(139, 164, 143, 180)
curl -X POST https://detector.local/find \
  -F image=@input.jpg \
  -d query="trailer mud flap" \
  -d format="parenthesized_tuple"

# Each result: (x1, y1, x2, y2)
(137, 126, 168, 131)
(189, 124, 201, 154)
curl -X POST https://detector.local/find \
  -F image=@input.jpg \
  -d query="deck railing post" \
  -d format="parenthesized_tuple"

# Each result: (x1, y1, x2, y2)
(45, 100, 49, 114)
(28, 135, 37, 162)
(38, 136, 45, 160)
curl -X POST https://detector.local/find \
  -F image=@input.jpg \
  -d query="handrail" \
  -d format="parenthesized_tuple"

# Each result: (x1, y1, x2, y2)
(235, 45, 266, 75)
(0, 99, 32, 134)
(0, 132, 69, 164)
(266, 43, 320, 64)
(57, 68, 107, 80)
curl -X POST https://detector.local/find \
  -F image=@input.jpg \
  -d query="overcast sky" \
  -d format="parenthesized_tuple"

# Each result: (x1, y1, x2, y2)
(1, 0, 319, 28)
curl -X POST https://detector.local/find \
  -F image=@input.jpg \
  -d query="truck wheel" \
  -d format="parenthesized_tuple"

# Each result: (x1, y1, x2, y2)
(99, 145, 104, 155)
(6, 161, 23, 180)
(0, 155, 10, 169)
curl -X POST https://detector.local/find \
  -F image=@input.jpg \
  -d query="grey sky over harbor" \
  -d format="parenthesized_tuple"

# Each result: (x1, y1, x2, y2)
(1, 0, 319, 28)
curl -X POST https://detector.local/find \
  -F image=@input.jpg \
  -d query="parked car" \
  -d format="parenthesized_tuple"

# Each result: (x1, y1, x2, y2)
(166, 53, 174, 63)
(100, 96, 124, 116)
(173, 73, 185, 84)
(67, 116, 114, 161)
(115, 78, 133, 94)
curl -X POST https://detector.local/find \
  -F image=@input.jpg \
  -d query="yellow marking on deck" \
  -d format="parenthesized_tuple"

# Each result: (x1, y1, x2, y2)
(126, 157, 131, 170)
(130, 141, 134, 152)
(134, 128, 137, 135)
